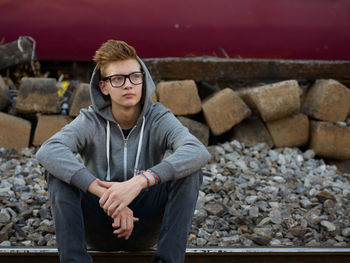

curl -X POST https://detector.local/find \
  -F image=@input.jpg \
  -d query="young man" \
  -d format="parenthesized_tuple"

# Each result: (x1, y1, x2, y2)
(36, 40, 211, 263)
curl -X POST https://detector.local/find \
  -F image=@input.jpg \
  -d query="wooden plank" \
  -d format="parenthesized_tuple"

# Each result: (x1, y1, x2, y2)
(37, 59, 350, 88)
(144, 58, 350, 89)
(1, 247, 350, 263)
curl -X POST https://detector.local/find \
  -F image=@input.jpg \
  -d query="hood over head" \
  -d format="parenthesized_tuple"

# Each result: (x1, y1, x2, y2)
(89, 57, 156, 123)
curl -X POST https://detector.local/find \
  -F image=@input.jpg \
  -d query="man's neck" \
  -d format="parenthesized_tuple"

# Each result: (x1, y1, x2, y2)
(111, 104, 141, 130)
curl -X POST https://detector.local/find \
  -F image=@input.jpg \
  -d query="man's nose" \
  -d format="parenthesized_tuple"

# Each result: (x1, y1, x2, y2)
(123, 77, 133, 88)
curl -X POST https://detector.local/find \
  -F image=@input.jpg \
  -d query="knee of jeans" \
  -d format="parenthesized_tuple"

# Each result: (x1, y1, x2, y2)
(46, 171, 81, 201)
(177, 170, 203, 191)
(196, 170, 204, 189)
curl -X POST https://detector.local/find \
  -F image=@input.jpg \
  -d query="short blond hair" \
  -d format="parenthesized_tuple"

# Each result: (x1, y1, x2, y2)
(93, 40, 138, 76)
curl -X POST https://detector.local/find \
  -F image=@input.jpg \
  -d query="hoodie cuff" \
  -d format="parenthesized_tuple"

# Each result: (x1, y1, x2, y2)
(70, 168, 96, 192)
(150, 161, 176, 183)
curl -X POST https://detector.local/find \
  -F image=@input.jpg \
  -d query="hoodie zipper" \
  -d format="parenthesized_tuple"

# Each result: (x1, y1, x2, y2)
(117, 124, 136, 181)
(107, 117, 145, 182)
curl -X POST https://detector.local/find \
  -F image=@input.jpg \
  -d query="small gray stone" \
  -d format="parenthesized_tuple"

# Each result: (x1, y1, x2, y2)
(225, 152, 240, 162)
(46, 236, 56, 247)
(303, 149, 315, 160)
(0, 241, 11, 246)
(270, 239, 282, 246)
(196, 238, 207, 246)
(273, 176, 285, 183)
(222, 142, 234, 153)
(269, 209, 282, 225)
(268, 150, 279, 161)
(197, 229, 210, 238)
(21, 240, 32, 246)
(300, 199, 313, 209)
(204, 203, 225, 216)
(235, 159, 248, 171)
(0, 209, 11, 224)
(230, 140, 243, 150)
(249, 206, 259, 218)
(320, 221, 336, 232)
(341, 228, 350, 237)
(249, 234, 271, 246)
(221, 235, 240, 243)
(20, 192, 32, 201)
(253, 228, 273, 239)
(245, 196, 258, 204)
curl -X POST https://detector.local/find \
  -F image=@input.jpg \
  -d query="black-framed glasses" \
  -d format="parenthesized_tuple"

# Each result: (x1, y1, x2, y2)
(102, 72, 144, 88)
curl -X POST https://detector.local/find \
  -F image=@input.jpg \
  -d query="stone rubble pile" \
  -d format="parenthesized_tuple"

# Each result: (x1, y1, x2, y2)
(1, 142, 350, 247)
(0, 148, 55, 247)
(189, 140, 350, 247)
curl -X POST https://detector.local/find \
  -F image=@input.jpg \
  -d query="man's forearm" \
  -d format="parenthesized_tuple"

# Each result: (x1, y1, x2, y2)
(88, 179, 107, 198)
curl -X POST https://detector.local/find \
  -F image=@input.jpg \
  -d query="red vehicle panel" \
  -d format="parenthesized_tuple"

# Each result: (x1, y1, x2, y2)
(0, 0, 349, 60)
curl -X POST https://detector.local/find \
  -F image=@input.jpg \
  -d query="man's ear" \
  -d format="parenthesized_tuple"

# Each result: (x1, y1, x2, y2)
(99, 81, 109, 95)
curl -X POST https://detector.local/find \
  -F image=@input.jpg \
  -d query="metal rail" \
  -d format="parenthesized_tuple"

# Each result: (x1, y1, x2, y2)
(1, 247, 350, 263)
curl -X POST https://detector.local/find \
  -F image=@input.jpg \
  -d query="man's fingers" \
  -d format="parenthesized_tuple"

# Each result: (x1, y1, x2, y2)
(103, 195, 120, 214)
(127, 217, 133, 237)
(110, 207, 136, 240)
(96, 179, 113, 188)
(99, 191, 108, 207)
(112, 215, 121, 228)
(113, 228, 124, 234)
(106, 201, 119, 216)
(111, 202, 126, 218)
(121, 217, 127, 232)
(113, 217, 134, 240)
(115, 203, 127, 215)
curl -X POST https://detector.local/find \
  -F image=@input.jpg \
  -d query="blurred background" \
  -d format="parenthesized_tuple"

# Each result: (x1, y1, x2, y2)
(1, 0, 349, 61)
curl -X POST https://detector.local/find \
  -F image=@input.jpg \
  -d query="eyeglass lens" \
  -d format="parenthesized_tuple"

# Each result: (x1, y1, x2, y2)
(110, 72, 143, 87)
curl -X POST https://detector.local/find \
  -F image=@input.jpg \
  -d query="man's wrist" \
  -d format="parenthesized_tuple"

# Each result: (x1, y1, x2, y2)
(133, 173, 148, 190)
(133, 171, 155, 189)
(88, 179, 104, 197)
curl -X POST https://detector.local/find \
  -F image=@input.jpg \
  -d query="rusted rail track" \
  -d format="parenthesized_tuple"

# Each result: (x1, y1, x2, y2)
(0, 247, 349, 263)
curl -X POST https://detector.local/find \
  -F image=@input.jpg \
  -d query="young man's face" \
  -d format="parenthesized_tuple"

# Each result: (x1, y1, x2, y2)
(99, 59, 143, 111)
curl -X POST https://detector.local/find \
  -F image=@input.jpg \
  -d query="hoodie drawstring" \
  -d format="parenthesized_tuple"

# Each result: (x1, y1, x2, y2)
(106, 121, 111, 181)
(105, 116, 145, 181)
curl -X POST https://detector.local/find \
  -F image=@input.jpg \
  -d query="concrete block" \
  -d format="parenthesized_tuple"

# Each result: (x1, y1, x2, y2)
(0, 76, 10, 111)
(177, 116, 210, 146)
(33, 115, 73, 146)
(69, 83, 92, 117)
(240, 80, 300, 122)
(310, 121, 350, 160)
(302, 79, 350, 122)
(230, 116, 274, 148)
(266, 113, 309, 148)
(0, 112, 31, 150)
(202, 88, 251, 136)
(16, 77, 60, 114)
(156, 80, 201, 115)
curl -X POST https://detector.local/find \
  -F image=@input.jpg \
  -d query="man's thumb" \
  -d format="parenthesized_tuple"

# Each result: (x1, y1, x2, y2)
(96, 178, 113, 188)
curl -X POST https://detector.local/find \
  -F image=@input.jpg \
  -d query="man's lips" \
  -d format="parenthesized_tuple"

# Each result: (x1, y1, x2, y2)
(123, 93, 136, 97)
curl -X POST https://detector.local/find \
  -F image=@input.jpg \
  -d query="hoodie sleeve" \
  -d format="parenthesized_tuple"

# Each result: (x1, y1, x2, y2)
(36, 109, 98, 192)
(149, 108, 211, 183)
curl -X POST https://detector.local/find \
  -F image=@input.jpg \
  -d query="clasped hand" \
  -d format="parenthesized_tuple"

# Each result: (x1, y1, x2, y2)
(96, 178, 143, 239)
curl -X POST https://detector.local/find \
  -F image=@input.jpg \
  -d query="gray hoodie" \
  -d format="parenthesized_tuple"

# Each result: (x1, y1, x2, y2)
(36, 58, 211, 192)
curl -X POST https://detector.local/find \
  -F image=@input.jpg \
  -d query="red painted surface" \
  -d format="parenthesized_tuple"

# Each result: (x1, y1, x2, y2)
(0, 0, 349, 60)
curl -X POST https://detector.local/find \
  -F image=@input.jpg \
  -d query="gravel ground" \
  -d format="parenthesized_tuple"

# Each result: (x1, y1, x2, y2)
(0, 142, 349, 247)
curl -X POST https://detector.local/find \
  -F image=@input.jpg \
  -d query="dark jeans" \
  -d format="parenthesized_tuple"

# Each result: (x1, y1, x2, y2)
(46, 171, 202, 263)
